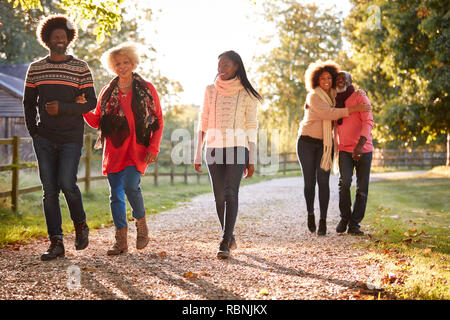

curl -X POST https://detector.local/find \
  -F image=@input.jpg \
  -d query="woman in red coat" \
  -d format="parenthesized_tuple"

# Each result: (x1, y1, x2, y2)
(82, 42, 163, 255)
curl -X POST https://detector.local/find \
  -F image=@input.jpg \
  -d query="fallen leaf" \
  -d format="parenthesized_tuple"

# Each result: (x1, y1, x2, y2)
(404, 232, 410, 237)
(82, 267, 98, 272)
(382, 273, 397, 284)
(258, 288, 269, 296)
(158, 251, 167, 258)
(408, 228, 417, 233)
(183, 272, 199, 278)
(424, 248, 432, 254)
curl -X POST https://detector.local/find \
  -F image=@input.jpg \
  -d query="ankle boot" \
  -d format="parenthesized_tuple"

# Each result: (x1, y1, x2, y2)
(135, 216, 149, 250)
(217, 239, 231, 260)
(307, 213, 316, 233)
(317, 219, 327, 236)
(41, 235, 65, 261)
(230, 235, 237, 250)
(107, 227, 128, 255)
(74, 220, 89, 250)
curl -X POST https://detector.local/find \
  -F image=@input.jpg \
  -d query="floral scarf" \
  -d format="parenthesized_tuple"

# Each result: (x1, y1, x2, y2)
(96, 73, 159, 149)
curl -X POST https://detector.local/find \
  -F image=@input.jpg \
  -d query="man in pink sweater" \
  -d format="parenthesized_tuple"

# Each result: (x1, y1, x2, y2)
(335, 71, 374, 235)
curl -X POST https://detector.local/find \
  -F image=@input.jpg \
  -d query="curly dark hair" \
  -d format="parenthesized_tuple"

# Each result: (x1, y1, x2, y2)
(36, 14, 78, 50)
(304, 60, 340, 92)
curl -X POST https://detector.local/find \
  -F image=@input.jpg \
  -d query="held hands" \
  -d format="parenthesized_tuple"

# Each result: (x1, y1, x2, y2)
(75, 93, 87, 104)
(145, 152, 157, 164)
(45, 101, 59, 115)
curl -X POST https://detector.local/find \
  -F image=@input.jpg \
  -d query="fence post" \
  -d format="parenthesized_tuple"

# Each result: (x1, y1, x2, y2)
(153, 159, 158, 186)
(11, 136, 20, 212)
(184, 164, 188, 184)
(84, 134, 92, 193)
(283, 152, 287, 175)
(170, 141, 175, 185)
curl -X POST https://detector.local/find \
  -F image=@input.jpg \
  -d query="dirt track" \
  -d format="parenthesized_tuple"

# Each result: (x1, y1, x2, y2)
(0, 174, 393, 300)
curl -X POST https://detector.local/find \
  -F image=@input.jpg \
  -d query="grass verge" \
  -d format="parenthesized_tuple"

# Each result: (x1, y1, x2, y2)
(360, 166, 449, 300)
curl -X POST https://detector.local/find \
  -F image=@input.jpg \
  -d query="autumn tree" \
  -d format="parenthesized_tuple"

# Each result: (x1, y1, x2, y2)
(255, 1, 344, 152)
(0, 0, 183, 107)
(4, 0, 123, 43)
(344, 0, 449, 162)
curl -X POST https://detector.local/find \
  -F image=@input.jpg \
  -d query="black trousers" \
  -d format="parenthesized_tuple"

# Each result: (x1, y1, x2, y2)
(206, 147, 249, 243)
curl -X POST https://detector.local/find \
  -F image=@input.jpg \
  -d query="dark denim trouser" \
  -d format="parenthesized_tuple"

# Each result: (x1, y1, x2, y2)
(206, 147, 249, 243)
(338, 151, 372, 230)
(32, 135, 86, 237)
(296, 137, 331, 220)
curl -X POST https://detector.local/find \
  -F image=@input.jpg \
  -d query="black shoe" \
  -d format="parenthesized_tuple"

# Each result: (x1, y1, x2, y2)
(307, 213, 316, 233)
(336, 219, 349, 233)
(74, 220, 89, 250)
(348, 227, 364, 235)
(317, 219, 327, 236)
(41, 236, 65, 261)
(230, 235, 237, 250)
(217, 239, 230, 259)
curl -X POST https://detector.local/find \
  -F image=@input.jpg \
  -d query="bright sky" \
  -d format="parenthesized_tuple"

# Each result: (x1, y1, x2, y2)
(144, 0, 353, 107)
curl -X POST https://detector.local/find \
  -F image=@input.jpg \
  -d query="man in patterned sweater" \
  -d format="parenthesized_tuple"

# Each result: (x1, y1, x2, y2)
(23, 15, 97, 261)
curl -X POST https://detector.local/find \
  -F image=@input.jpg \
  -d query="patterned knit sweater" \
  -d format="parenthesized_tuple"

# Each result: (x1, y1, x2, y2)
(23, 55, 97, 145)
(198, 84, 258, 149)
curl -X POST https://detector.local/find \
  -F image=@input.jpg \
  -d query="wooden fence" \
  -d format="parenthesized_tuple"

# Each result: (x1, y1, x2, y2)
(0, 135, 446, 212)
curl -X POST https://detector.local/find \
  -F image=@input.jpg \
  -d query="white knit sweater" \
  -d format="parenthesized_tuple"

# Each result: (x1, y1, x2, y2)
(198, 84, 258, 149)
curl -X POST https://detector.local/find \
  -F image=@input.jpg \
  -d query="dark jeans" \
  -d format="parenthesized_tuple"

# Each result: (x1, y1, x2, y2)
(206, 147, 249, 243)
(32, 135, 86, 237)
(296, 136, 331, 220)
(338, 151, 372, 230)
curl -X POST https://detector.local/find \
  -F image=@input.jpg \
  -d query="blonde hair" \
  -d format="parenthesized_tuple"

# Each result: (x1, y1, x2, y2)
(101, 42, 141, 74)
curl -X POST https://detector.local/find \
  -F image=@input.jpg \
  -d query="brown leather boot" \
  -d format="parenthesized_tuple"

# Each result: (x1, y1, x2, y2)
(107, 227, 128, 255)
(135, 216, 149, 250)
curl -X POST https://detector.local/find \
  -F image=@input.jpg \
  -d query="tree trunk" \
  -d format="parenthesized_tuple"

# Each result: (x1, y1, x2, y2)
(447, 131, 450, 166)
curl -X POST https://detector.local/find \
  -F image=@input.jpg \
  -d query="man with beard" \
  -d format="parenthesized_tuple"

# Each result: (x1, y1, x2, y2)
(23, 15, 97, 260)
(334, 71, 374, 235)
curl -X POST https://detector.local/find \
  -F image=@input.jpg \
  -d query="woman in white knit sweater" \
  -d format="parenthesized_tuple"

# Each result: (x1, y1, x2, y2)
(297, 60, 370, 236)
(194, 50, 262, 259)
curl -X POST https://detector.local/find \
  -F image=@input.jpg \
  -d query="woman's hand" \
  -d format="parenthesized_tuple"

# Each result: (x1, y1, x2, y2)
(145, 152, 157, 164)
(194, 163, 203, 173)
(355, 89, 366, 96)
(244, 163, 254, 179)
(75, 93, 87, 104)
(349, 103, 371, 114)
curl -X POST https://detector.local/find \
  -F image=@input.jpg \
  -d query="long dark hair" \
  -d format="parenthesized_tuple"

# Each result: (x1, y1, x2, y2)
(218, 50, 263, 102)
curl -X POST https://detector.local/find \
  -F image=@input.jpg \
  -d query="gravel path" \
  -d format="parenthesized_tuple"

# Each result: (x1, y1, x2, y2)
(0, 174, 391, 300)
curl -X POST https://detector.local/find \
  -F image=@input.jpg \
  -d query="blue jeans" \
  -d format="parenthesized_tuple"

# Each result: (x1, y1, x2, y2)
(296, 137, 331, 220)
(206, 147, 249, 243)
(338, 151, 372, 230)
(107, 166, 146, 229)
(32, 135, 86, 237)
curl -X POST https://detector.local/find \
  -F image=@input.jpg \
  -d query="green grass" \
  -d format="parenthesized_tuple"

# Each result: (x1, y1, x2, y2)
(360, 168, 449, 300)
